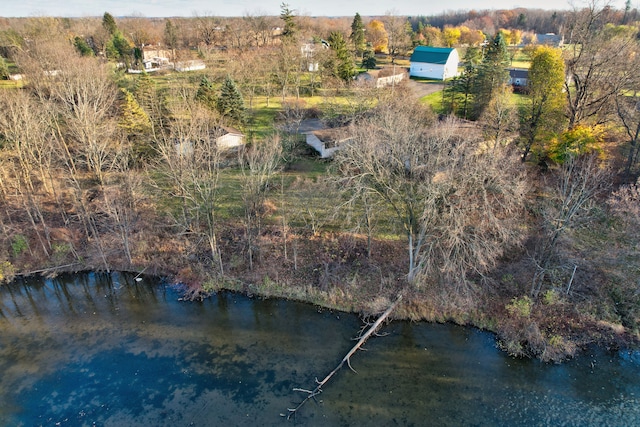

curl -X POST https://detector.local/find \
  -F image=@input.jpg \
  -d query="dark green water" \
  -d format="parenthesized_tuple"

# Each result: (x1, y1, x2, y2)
(0, 272, 639, 426)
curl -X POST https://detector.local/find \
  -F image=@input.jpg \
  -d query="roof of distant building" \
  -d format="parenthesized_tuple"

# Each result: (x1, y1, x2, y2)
(508, 68, 529, 79)
(410, 46, 456, 64)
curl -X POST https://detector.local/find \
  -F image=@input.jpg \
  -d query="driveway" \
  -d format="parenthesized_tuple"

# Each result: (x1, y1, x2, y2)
(406, 79, 444, 99)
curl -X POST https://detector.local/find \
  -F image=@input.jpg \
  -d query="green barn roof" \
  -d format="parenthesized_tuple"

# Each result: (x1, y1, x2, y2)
(410, 46, 455, 64)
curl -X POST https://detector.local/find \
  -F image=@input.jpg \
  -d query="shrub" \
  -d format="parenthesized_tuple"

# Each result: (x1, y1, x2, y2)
(543, 289, 561, 305)
(547, 125, 605, 164)
(11, 235, 28, 258)
(0, 261, 15, 283)
(506, 295, 533, 318)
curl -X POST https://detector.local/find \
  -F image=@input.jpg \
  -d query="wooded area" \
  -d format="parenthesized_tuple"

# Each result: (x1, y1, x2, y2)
(0, 1, 639, 361)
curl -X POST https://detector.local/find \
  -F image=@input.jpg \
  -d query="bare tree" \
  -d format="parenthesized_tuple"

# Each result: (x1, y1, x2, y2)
(16, 34, 118, 270)
(100, 138, 143, 267)
(479, 84, 519, 148)
(238, 135, 283, 269)
(564, 2, 638, 128)
(273, 41, 307, 101)
(335, 98, 527, 293)
(530, 154, 611, 297)
(49, 55, 120, 185)
(152, 86, 225, 274)
(0, 89, 54, 256)
(244, 11, 278, 47)
(383, 12, 412, 64)
(194, 13, 224, 52)
(614, 91, 640, 176)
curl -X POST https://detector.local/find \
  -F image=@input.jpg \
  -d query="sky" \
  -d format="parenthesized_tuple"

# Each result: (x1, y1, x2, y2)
(0, 0, 630, 18)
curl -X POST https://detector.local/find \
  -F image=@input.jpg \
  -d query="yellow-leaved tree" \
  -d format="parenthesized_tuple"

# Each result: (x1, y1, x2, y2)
(366, 19, 388, 53)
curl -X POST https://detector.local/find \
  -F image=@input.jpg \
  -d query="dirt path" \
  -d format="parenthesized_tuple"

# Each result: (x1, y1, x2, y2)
(406, 79, 444, 99)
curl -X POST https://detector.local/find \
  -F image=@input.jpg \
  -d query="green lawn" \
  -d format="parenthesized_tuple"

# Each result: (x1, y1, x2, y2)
(420, 90, 445, 113)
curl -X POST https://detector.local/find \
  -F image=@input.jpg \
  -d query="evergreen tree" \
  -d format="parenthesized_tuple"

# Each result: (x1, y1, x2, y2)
(119, 88, 152, 162)
(102, 12, 118, 36)
(216, 75, 246, 124)
(328, 31, 356, 83)
(134, 72, 169, 137)
(164, 19, 178, 59)
(443, 47, 481, 119)
(280, 3, 296, 43)
(103, 28, 133, 68)
(195, 76, 217, 111)
(361, 49, 377, 69)
(119, 88, 151, 135)
(74, 36, 94, 56)
(350, 13, 366, 57)
(473, 32, 510, 119)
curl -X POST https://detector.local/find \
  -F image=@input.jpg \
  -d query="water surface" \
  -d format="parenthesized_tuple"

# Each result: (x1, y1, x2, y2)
(0, 272, 638, 426)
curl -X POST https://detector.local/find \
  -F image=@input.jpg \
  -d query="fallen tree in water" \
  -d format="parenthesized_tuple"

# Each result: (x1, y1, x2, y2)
(283, 294, 403, 420)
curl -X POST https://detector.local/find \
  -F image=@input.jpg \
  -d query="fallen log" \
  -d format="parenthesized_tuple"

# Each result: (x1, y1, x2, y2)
(283, 294, 403, 420)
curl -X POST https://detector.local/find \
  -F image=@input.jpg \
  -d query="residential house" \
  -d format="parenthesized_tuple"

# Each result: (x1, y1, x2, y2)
(301, 40, 328, 72)
(130, 46, 172, 73)
(142, 46, 171, 62)
(409, 46, 459, 80)
(535, 33, 564, 47)
(508, 68, 529, 88)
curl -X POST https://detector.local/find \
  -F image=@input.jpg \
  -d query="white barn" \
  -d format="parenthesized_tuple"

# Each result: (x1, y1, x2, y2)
(409, 46, 459, 80)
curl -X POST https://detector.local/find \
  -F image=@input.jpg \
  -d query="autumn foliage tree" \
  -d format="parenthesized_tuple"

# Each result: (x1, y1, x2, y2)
(519, 45, 566, 162)
(366, 20, 388, 53)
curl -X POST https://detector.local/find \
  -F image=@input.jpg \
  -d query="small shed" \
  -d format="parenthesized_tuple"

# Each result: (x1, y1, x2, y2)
(356, 68, 406, 88)
(304, 127, 352, 158)
(409, 46, 459, 80)
(216, 126, 245, 149)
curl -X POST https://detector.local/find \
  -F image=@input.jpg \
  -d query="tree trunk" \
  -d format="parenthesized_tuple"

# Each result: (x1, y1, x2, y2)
(285, 295, 403, 419)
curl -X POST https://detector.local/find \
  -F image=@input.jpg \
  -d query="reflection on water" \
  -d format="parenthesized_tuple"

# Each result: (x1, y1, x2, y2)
(0, 272, 639, 426)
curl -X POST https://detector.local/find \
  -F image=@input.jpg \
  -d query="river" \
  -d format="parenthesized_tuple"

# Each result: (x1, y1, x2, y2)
(0, 272, 638, 426)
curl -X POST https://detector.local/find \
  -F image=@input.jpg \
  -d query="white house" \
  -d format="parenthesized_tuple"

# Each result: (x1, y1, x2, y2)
(409, 46, 459, 80)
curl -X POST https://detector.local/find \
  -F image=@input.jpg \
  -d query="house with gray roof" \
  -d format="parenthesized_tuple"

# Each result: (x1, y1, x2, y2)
(508, 68, 529, 88)
(535, 33, 564, 47)
(409, 46, 459, 80)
